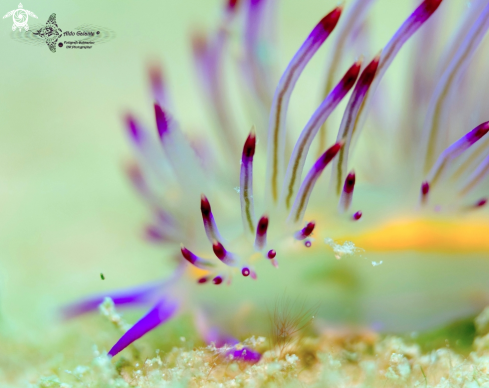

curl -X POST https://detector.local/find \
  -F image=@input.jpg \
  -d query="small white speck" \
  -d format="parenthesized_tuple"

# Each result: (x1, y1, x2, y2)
(371, 261, 383, 267)
(233, 186, 240, 193)
(180, 336, 186, 342)
(325, 238, 363, 259)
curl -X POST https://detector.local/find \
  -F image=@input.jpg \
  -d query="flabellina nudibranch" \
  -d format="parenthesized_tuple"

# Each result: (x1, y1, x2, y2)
(64, 0, 489, 360)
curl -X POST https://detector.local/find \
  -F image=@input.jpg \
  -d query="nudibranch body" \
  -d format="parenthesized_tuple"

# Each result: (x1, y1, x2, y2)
(65, 0, 489, 358)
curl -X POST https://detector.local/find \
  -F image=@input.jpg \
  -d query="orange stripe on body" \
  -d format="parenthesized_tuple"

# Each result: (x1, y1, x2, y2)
(345, 218, 489, 252)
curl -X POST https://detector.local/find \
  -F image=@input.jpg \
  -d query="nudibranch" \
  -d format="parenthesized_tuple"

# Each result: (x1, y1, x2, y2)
(65, 0, 489, 358)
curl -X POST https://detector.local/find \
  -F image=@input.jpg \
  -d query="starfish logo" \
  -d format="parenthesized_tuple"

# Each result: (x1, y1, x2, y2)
(33, 14, 63, 53)
(3, 3, 37, 31)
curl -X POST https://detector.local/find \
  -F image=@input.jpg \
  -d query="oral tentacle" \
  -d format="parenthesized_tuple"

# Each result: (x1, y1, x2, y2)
(266, 6, 343, 205)
(61, 282, 162, 319)
(108, 297, 179, 357)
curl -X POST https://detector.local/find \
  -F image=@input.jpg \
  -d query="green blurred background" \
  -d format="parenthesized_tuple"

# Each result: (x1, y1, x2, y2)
(0, 0, 478, 347)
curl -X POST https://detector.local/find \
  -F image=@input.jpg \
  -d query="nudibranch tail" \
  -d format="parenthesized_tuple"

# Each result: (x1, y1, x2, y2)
(266, 5, 343, 204)
(282, 58, 362, 209)
(289, 141, 343, 223)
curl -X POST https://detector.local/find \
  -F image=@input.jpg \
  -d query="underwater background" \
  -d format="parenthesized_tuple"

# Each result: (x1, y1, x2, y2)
(1, 0, 489, 386)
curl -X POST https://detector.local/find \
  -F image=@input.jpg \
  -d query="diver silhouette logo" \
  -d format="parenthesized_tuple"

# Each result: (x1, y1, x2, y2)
(3, 3, 37, 31)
